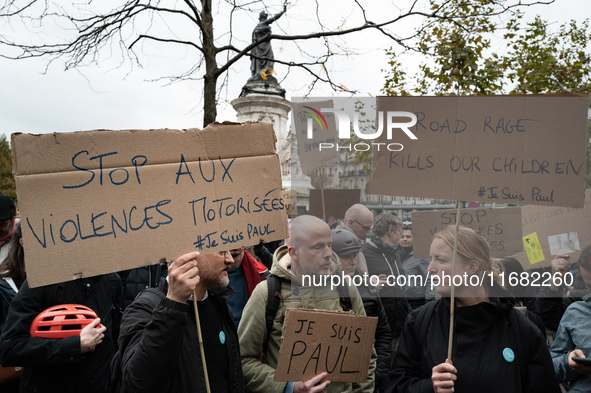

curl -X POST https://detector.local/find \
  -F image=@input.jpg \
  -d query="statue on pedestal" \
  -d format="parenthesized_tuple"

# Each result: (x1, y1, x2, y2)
(240, 4, 287, 98)
(250, 5, 286, 80)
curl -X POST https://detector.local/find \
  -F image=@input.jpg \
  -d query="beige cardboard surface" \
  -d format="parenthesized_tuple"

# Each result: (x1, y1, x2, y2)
(274, 308, 377, 383)
(412, 207, 523, 259)
(510, 188, 591, 270)
(12, 123, 289, 287)
(282, 190, 297, 216)
(366, 94, 590, 208)
(309, 189, 362, 220)
(292, 100, 340, 174)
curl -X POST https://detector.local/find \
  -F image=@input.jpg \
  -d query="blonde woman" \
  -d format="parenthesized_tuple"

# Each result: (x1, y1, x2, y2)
(386, 226, 560, 393)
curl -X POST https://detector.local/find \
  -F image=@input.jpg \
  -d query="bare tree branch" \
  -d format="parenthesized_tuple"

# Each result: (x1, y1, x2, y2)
(128, 35, 203, 52)
(0, 0, 556, 126)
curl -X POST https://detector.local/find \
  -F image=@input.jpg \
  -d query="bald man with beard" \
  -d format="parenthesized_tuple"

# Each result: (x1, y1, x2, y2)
(239, 215, 376, 393)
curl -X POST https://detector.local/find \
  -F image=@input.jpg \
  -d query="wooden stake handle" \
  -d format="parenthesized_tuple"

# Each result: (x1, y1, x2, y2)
(193, 290, 211, 393)
(321, 187, 326, 221)
(447, 201, 462, 363)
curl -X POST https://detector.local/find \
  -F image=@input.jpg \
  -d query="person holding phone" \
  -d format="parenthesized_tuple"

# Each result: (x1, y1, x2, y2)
(550, 244, 591, 392)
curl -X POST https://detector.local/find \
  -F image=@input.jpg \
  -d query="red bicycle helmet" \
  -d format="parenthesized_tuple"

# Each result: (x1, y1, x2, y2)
(30, 304, 101, 339)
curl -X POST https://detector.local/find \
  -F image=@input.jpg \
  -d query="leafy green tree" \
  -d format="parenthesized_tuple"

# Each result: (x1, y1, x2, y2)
(507, 16, 591, 94)
(383, 11, 591, 97)
(307, 170, 330, 190)
(382, 9, 591, 186)
(0, 135, 16, 201)
(344, 100, 375, 175)
(383, 0, 509, 96)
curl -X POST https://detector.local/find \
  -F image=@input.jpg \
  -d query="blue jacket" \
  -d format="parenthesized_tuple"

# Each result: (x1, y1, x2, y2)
(550, 296, 591, 392)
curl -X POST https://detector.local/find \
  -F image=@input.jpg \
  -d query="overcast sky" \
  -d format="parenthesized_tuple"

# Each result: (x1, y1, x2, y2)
(1, 0, 589, 144)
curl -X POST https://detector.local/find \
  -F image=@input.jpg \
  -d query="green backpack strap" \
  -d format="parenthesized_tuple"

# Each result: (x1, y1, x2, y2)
(263, 273, 281, 356)
(262, 272, 354, 358)
(337, 283, 352, 312)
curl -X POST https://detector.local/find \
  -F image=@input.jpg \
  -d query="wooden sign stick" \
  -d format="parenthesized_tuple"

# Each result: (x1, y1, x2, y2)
(446, 200, 462, 365)
(321, 187, 326, 221)
(193, 290, 212, 393)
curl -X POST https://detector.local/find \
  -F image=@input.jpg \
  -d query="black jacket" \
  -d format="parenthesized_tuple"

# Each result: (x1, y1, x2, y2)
(0, 278, 17, 332)
(536, 285, 588, 332)
(118, 283, 244, 393)
(121, 262, 168, 308)
(362, 240, 411, 337)
(387, 286, 561, 393)
(0, 276, 115, 393)
(354, 267, 392, 390)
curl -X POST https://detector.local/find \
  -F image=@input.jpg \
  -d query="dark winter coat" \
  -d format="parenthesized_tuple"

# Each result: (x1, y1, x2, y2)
(121, 262, 168, 308)
(536, 285, 588, 332)
(362, 240, 411, 337)
(354, 267, 392, 390)
(118, 282, 244, 393)
(387, 286, 561, 393)
(0, 277, 17, 332)
(0, 276, 115, 393)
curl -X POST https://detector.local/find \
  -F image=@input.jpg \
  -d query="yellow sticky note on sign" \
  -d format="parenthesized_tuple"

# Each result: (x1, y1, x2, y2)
(523, 232, 545, 265)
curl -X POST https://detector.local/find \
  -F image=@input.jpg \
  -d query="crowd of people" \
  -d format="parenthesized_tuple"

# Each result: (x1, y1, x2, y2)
(0, 195, 590, 393)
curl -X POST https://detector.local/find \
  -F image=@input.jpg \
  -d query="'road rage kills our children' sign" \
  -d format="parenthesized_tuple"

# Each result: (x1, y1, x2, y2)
(367, 94, 590, 208)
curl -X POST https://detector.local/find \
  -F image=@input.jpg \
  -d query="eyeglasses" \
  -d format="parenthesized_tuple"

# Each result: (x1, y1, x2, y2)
(353, 219, 372, 232)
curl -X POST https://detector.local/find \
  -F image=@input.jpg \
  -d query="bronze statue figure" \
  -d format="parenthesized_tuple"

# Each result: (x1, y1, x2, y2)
(250, 5, 286, 80)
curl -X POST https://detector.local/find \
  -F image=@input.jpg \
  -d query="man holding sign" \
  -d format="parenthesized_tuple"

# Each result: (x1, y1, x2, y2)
(238, 215, 376, 393)
(117, 250, 244, 393)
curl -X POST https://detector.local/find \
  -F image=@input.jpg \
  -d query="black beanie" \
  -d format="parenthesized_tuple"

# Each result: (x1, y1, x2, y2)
(0, 195, 16, 221)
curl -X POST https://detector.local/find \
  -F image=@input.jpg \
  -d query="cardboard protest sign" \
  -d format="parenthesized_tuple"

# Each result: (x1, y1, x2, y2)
(12, 123, 289, 287)
(412, 207, 523, 259)
(291, 100, 340, 173)
(274, 308, 377, 383)
(282, 190, 297, 216)
(366, 94, 590, 208)
(510, 188, 591, 270)
(308, 189, 362, 220)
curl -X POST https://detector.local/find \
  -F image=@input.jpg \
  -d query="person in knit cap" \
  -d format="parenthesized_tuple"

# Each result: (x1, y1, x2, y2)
(0, 195, 17, 263)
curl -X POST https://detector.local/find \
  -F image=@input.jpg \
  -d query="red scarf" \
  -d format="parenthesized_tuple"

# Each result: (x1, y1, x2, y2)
(0, 219, 16, 247)
(241, 250, 267, 297)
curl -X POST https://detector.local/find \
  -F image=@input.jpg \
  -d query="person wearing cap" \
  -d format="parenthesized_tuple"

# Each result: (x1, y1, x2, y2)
(0, 195, 18, 263)
(332, 228, 392, 392)
(0, 222, 23, 392)
(337, 203, 374, 273)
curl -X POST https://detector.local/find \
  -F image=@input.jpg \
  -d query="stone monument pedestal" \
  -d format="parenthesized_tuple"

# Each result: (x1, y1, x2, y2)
(231, 94, 291, 155)
(232, 82, 313, 215)
(239, 75, 286, 98)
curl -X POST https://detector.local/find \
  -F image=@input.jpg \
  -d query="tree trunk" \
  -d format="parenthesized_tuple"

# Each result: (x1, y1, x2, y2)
(203, 72, 217, 127)
(202, 0, 217, 127)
